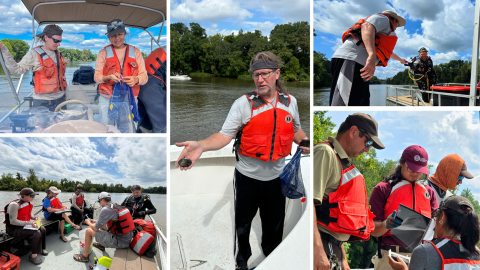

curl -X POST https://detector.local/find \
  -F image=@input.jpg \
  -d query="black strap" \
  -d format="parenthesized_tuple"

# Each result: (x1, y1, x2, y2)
(378, 236, 383, 258)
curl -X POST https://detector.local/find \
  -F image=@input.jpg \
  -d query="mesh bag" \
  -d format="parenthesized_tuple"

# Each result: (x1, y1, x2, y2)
(108, 82, 140, 122)
(279, 147, 305, 199)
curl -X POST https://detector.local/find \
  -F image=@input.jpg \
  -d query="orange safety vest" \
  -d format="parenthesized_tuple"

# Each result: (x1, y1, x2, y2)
(4, 200, 33, 225)
(130, 231, 154, 255)
(383, 180, 432, 237)
(315, 141, 376, 242)
(33, 46, 67, 94)
(106, 203, 135, 235)
(423, 238, 480, 269)
(99, 44, 140, 97)
(73, 193, 84, 207)
(235, 91, 295, 162)
(144, 47, 167, 87)
(342, 13, 398, 67)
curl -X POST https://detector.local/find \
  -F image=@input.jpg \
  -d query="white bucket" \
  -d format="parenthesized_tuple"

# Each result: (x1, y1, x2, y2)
(79, 229, 93, 254)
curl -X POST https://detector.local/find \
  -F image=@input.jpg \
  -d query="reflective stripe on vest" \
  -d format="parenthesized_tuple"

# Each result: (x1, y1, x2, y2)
(19, 201, 30, 209)
(34, 47, 49, 61)
(424, 238, 480, 269)
(131, 231, 154, 255)
(341, 166, 362, 186)
(105, 46, 114, 58)
(13, 200, 32, 222)
(128, 45, 135, 59)
(119, 208, 130, 217)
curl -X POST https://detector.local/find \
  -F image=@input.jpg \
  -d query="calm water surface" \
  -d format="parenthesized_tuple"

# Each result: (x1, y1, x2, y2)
(171, 77, 310, 144)
(0, 191, 167, 233)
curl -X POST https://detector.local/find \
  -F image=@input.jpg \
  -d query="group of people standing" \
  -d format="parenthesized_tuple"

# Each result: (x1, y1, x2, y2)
(314, 113, 479, 270)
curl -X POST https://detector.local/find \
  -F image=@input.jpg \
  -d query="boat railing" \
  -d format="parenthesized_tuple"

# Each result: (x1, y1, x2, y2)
(147, 214, 167, 270)
(386, 85, 479, 106)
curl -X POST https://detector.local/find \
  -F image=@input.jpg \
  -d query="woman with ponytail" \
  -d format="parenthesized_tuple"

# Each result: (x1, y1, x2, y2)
(389, 195, 480, 269)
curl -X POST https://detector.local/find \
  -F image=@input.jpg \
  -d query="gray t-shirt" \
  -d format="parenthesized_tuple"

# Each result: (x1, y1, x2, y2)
(220, 92, 301, 181)
(409, 241, 447, 270)
(332, 13, 396, 66)
(95, 205, 133, 246)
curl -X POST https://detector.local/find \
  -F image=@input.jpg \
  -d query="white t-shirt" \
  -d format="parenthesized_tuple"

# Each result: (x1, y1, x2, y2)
(220, 92, 301, 181)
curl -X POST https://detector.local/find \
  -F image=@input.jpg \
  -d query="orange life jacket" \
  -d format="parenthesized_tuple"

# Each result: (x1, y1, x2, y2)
(315, 141, 376, 242)
(383, 180, 432, 237)
(99, 44, 140, 97)
(235, 91, 295, 162)
(144, 47, 167, 87)
(33, 46, 68, 94)
(130, 231, 154, 255)
(423, 238, 480, 269)
(4, 200, 33, 225)
(106, 203, 135, 235)
(133, 219, 156, 237)
(342, 13, 398, 67)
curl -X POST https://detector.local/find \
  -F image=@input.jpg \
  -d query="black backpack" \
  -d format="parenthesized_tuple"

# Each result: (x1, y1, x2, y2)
(73, 66, 95, 84)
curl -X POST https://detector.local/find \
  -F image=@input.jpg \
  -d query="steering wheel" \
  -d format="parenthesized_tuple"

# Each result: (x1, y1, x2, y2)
(54, 99, 90, 121)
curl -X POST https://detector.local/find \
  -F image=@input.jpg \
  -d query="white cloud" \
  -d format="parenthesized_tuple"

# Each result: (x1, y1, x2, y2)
(243, 0, 310, 23)
(243, 21, 276, 36)
(389, 0, 444, 21)
(172, 0, 253, 22)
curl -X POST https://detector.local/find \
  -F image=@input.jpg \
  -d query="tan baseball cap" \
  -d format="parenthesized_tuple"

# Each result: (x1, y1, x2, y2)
(345, 113, 385, 149)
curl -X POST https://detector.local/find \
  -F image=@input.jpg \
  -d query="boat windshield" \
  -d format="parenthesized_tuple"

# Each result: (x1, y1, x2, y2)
(0, 86, 134, 133)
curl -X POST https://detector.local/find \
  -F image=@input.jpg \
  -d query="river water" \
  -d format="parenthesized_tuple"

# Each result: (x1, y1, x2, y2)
(171, 77, 311, 144)
(0, 191, 167, 233)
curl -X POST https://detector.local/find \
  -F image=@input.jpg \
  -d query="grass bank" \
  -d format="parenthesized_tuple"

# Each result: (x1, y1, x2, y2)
(189, 72, 215, 77)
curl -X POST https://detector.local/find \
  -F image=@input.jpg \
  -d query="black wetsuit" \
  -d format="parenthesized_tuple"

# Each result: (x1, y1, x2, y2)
(121, 194, 156, 220)
(410, 56, 438, 102)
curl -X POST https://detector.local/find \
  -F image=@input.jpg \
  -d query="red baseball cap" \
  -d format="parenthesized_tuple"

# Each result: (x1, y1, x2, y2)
(402, 145, 429, 175)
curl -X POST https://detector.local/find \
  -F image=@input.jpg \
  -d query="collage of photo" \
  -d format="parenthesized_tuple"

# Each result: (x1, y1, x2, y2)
(0, 0, 478, 270)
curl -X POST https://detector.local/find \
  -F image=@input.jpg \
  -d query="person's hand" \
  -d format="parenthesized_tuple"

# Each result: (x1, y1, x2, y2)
(388, 255, 408, 270)
(399, 58, 407, 65)
(137, 211, 145, 216)
(108, 73, 121, 83)
(342, 259, 351, 270)
(32, 221, 37, 228)
(299, 137, 310, 155)
(384, 210, 403, 229)
(85, 219, 91, 225)
(313, 252, 330, 270)
(175, 141, 204, 171)
(123, 76, 139, 87)
(80, 209, 84, 213)
(360, 56, 376, 81)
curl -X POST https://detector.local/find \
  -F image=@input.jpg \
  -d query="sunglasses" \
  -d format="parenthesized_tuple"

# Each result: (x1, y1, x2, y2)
(458, 175, 465, 181)
(358, 128, 373, 147)
(108, 21, 124, 32)
(47, 35, 62, 43)
(29, 195, 35, 198)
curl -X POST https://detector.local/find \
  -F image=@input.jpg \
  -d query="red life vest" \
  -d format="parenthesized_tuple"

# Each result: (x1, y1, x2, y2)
(130, 231, 154, 255)
(99, 44, 140, 97)
(33, 46, 68, 94)
(48, 196, 62, 209)
(342, 13, 398, 67)
(423, 238, 480, 269)
(383, 180, 432, 237)
(106, 203, 135, 235)
(72, 193, 84, 207)
(235, 91, 295, 162)
(144, 47, 167, 87)
(133, 219, 156, 237)
(315, 141, 376, 242)
(3, 200, 33, 225)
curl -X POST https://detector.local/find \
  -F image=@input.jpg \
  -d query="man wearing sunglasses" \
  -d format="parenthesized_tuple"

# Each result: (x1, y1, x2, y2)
(4, 188, 48, 265)
(330, 10, 408, 106)
(314, 113, 385, 270)
(0, 24, 67, 111)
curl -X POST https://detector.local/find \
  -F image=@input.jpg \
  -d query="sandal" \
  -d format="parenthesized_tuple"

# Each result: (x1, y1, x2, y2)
(60, 236, 68, 242)
(93, 242, 105, 251)
(41, 249, 49, 256)
(73, 253, 89, 262)
(29, 255, 43, 265)
(72, 224, 82, 230)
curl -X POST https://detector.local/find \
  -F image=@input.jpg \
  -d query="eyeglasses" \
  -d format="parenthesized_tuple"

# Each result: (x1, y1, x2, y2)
(458, 175, 465, 181)
(47, 35, 62, 43)
(358, 128, 373, 147)
(108, 21, 124, 32)
(252, 70, 275, 80)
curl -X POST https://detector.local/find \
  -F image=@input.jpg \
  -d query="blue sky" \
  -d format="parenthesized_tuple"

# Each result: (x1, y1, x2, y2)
(0, 137, 167, 187)
(323, 110, 480, 199)
(0, 0, 167, 54)
(171, 0, 309, 37)
(314, 0, 476, 79)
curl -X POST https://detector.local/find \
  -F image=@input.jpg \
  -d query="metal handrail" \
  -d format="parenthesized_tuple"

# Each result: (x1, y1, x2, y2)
(148, 214, 167, 270)
(386, 85, 479, 106)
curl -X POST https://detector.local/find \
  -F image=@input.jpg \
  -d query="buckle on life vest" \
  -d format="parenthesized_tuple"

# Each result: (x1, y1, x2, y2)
(358, 226, 366, 235)
(256, 152, 263, 157)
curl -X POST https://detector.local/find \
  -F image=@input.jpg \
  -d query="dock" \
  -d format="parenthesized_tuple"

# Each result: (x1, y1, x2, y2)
(386, 95, 432, 106)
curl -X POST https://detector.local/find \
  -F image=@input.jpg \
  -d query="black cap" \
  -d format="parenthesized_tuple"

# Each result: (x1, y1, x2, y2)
(418, 47, 429, 53)
(131, 185, 142, 191)
(106, 19, 126, 38)
(440, 195, 474, 216)
(36, 24, 63, 37)
(18, 188, 39, 196)
(345, 113, 385, 149)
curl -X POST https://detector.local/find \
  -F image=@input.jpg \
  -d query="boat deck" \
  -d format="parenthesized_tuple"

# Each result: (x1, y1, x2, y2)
(386, 95, 432, 106)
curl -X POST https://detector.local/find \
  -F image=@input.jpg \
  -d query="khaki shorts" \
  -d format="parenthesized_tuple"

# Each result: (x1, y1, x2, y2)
(94, 230, 129, 249)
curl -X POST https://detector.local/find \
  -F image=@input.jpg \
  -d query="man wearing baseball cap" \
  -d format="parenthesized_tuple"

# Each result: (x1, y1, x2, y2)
(369, 145, 438, 270)
(330, 10, 408, 106)
(314, 113, 384, 270)
(74, 191, 134, 262)
(4, 188, 48, 265)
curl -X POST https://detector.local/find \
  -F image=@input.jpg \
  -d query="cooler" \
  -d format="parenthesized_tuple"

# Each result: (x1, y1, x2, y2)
(0, 251, 20, 270)
(430, 86, 480, 106)
(64, 223, 74, 234)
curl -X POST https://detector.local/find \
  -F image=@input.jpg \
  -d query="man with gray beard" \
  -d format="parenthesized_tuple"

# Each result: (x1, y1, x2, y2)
(175, 51, 309, 270)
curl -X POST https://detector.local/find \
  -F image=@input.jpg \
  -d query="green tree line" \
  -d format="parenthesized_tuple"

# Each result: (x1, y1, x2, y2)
(0, 168, 166, 194)
(314, 111, 480, 268)
(171, 22, 310, 81)
(58, 48, 97, 62)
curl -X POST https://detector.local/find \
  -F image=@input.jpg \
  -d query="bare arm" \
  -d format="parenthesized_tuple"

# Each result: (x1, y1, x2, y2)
(175, 132, 233, 170)
(359, 22, 377, 81)
(391, 52, 407, 64)
(313, 201, 331, 270)
(371, 220, 389, 237)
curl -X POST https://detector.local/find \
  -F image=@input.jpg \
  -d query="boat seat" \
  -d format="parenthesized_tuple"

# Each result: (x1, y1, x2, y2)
(110, 247, 157, 270)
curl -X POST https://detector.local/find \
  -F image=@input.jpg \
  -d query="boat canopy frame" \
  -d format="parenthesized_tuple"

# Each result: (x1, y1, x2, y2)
(471, 0, 480, 106)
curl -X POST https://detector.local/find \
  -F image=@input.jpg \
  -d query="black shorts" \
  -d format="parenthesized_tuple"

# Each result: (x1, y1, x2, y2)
(330, 58, 370, 106)
(47, 213, 65, 221)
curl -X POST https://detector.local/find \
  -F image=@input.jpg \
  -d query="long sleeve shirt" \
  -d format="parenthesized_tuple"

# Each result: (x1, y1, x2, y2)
(7, 202, 36, 226)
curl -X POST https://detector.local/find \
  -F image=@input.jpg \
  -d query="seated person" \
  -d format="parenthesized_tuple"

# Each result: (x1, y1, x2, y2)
(74, 192, 134, 262)
(70, 184, 93, 225)
(4, 188, 48, 265)
(42, 186, 81, 243)
(121, 185, 156, 220)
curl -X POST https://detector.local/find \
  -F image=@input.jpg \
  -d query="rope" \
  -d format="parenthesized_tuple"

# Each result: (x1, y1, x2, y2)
(408, 67, 424, 81)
